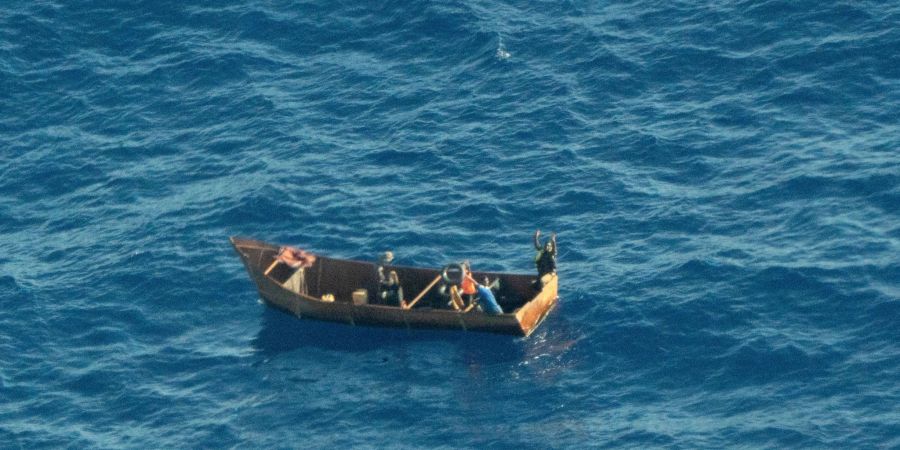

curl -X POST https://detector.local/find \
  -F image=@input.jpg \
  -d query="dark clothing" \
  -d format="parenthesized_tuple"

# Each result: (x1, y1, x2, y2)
(381, 283, 404, 307)
(533, 231, 557, 277)
(535, 249, 556, 277)
(532, 231, 557, 290)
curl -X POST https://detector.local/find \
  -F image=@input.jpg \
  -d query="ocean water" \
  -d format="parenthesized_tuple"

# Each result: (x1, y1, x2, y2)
(2, 0, 899, 448)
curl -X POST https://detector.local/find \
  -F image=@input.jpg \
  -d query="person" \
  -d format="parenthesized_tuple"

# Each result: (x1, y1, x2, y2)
(379, 270, 405, 307)
(460, 261, 477, 302)
(444, 262, 477, 310)
(476, 284, 503, 315)
(464, 273, 503, 315)
(532, 230, 557, 290)
(376, 251, 394, 285)
(533, 230, 557, 277)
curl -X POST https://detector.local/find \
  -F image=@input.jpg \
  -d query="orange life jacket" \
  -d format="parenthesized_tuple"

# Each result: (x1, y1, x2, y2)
(461, 273, 476, 295)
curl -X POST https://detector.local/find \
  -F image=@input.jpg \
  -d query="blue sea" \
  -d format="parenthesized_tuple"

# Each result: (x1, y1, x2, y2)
(2, 0, 899, 448)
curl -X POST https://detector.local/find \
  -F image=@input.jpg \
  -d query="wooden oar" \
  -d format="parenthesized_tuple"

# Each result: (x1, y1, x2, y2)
(404, 275, 442, 310)
(449, 285, 464, 311)
(264, 259, 280, 276)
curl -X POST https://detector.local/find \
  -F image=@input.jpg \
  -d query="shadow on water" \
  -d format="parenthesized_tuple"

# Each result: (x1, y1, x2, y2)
(250, 308, 529, 361)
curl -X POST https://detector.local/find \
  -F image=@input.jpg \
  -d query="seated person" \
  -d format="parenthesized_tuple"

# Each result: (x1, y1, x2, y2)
(460, 262, 477, 302)
(376, 251, 394, 284)
(379, 270, 405, 307)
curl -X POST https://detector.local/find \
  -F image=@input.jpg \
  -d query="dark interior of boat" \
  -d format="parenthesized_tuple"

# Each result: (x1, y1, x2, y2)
(259, 249, 538, 313)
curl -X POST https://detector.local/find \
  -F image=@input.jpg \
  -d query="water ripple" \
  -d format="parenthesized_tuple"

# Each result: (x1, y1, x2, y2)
(2, 0, 899, 448)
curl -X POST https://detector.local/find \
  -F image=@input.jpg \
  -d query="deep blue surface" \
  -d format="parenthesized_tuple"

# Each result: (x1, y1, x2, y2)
(2, 1, 899, 448)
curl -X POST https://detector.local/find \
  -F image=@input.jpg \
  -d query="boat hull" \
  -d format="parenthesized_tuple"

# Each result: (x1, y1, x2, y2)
(231, 237, 558, 337)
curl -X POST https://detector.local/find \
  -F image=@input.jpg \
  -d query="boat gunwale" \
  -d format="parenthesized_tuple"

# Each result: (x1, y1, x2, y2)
(230, 236, 557, 336)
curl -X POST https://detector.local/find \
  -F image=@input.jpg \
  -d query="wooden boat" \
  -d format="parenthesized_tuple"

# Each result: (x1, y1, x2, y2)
(230, 237, 558, 337)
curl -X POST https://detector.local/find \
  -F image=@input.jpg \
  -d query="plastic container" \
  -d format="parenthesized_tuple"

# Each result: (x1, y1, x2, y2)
(352, 289, 368, 305)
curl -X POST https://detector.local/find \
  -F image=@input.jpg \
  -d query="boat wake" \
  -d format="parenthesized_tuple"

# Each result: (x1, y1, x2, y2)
(496, 35, 511, 60)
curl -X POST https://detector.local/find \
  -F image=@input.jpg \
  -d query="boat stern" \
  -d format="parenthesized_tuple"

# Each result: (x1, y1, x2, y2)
(515, 274, 559, 336)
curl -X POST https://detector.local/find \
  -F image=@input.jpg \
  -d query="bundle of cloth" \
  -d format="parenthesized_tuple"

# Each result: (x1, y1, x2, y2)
(277, 246, 316, 269)
(275, 246, 316, 296)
